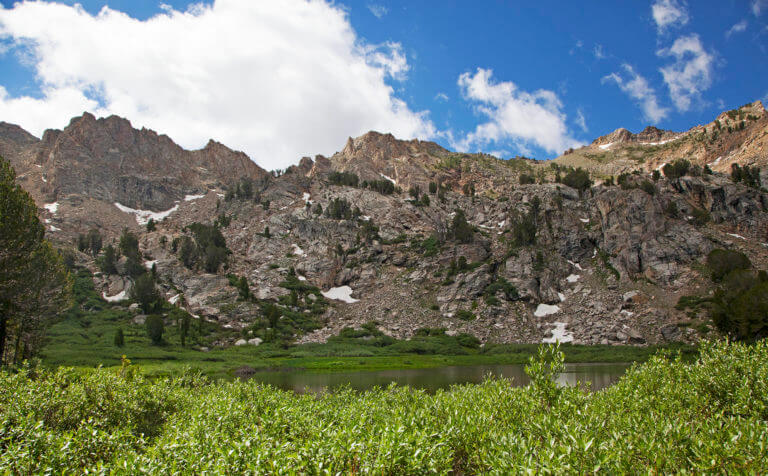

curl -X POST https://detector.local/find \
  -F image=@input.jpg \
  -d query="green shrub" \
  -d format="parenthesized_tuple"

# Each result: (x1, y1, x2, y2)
(707, 249, 751, 282)
(519, 173, 535, 185)
(455, 309, 475, 321)
(328, 171, 359, 187)
(2, 340, 768, 473)
(561, 168, 591, 192)
(690, 207, 710, 226)
(639, 180, 656, 195)
(662, 159, 690, 180)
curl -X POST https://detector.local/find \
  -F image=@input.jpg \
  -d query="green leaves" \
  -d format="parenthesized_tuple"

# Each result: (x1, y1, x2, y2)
(1, 340, 768, 473)
(0, 157, 72, 364)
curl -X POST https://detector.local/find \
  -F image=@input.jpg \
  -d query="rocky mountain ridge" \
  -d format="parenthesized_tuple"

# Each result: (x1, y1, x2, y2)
(557, 100, 768, 178)
(2, 102, 768, 348)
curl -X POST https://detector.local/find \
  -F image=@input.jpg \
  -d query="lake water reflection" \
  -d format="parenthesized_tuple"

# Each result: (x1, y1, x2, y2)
(246, 362, 631, 393)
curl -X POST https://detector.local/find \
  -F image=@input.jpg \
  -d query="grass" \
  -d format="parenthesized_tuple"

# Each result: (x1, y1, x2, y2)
(3, 340, 767, 473)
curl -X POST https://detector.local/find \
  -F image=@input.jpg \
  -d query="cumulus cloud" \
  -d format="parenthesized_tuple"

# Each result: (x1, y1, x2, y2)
(0, 0, 435, 169)
(651, 0, 689, 32)
(602, 64, 669, 123)
(657, 34, 714, 112)
(367, 4, 388, 19)
(454, 68, 581, 155)
(726, 20, 748, 38)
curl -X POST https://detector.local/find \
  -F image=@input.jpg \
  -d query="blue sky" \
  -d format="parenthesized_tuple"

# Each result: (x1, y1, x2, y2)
(0, 0, 766, 169)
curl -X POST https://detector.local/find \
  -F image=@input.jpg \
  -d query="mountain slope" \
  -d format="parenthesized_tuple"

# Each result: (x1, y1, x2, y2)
(555, 100, 768, 178)
(2, 102, 767, 349)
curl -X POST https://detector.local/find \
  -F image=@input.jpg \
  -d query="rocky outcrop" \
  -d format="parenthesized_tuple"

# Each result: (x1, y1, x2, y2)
(26, 113, 270, 210)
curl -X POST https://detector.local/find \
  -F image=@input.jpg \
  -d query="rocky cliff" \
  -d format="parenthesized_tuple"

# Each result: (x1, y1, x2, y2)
(3, 102, 768, 348)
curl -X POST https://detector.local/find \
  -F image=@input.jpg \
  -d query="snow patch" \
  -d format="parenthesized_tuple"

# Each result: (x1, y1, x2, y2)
(292, 244, 305, 256)
(566, 274, 580, 283)
(44, 202, 59, 214)
(498, 220, 506, 228)
(579, 218, 589, 223)
(103, 289, 128, 302)
(114, 202, 179, 225)
(361, 215, 371, 221)
(534, 303, 560, 317)
(184, 194, 205, 201)
(558, 292, 566, 302)
(727, 233, 746, 240)
(322, 286, 359, 303)
(144, 260, 158, 270)
(169, 294, 181, 305)
(542, 322, 574, 344)
(48, 225, 60, 232)
(598, 142, 613, 150)
(41, 175, 47, 183)
(712, 156, 723, 165)
(380, 173, 396, 184)
(302, 192, 312, 204)
(298, 275, 307, 281)
(639, 136, 682, 146)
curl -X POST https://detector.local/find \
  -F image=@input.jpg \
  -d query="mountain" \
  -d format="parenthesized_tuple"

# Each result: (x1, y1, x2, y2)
(2, 102, 767, 348)
(556, 100, 768, 179)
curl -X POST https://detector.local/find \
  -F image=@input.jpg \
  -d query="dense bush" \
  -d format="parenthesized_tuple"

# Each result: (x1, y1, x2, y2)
(328, 171, 359, 187)
(518, 173, 535, 185)
(325, 197, 354, 220)
(707, 249, 751, 282)
(662, 159, 690, 180)
(731, 163, 762, 188)
(175, 222, 230, 272)
(363, 179, 396, 195)
(2, 341, 768, 473)
(561, 167, 591, 192)
(704, 249, 767, 341)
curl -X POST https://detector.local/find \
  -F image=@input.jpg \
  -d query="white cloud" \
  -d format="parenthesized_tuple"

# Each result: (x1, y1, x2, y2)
(0, 0, 435, 169)
(434, 92, 449, 102)
(602, 64, 669, 123)
(454, 68, 581, 155)
(569, 39, 583, 56)
(367, 4, 388, 19)
(726, 20, 748, 38)
(651, 0, 689, 32)
(575, 108, 588, 133)
(753, 0, 767, 16)
(593, 44, 606, 60)
(657, 34, 714, 111)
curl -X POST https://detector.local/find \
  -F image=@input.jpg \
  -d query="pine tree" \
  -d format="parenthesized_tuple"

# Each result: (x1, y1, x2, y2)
(130, 273, 160, 313)
(99, 244, 118, 275)
(87, 228, 102, 256)
(0, 157, 72, 364)
(114, 328, 125, 347)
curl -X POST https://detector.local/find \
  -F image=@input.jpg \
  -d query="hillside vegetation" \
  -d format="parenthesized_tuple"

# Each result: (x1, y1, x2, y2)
(2, 340, 767, 473)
